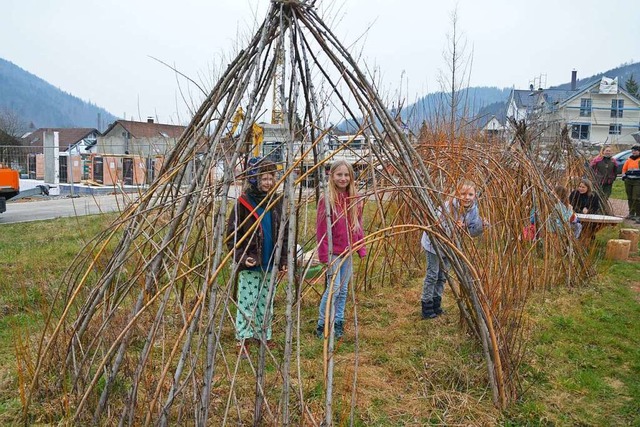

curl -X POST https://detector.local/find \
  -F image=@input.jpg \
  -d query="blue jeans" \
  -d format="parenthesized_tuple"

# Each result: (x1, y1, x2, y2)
(421, 251, 449, 302)
(318, 254, 352, 326)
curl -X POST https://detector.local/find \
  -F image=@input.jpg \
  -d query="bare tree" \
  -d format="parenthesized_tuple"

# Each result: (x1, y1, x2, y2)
(0, 108, 27, 169)
(437, 6, 473, 143)
(0, 107, 28, 139)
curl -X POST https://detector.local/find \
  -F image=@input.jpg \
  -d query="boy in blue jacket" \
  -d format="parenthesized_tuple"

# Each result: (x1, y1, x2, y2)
(420, 180, 484, 319)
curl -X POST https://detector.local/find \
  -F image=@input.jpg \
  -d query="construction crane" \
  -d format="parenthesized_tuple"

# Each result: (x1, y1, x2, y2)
(271, 46, 285, 125)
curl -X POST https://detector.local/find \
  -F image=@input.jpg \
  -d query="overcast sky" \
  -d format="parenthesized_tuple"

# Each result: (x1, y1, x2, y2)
(1, 0, 638, 125)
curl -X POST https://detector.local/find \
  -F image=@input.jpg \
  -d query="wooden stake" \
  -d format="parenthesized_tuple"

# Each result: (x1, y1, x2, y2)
(605, 239, 631, 260)
(619, 229, 639, 253)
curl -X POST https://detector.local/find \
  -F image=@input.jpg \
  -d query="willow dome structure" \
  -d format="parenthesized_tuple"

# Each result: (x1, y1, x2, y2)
(22, 1, 593, 425)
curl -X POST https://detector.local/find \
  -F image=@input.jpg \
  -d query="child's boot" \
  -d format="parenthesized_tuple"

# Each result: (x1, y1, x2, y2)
(316, 324, 324, 339)
(421, 300, 437, 319)
(433, 296, 444, 316)
(335, 321, 344, 339)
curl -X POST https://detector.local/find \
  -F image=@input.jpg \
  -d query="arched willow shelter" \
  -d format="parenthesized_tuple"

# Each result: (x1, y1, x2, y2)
(21, 1, 594, 425)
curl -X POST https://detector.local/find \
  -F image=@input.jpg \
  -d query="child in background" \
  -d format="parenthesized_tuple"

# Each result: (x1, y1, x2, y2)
(551, 185, 582, 239)
(420, 180, 484, 319)
(226, 157, 288, 357)
(316, 160, 367, 340)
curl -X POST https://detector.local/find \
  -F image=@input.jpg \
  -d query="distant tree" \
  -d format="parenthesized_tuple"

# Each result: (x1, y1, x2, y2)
(625, 74, 639, 98)
(0, 108, 26, 169)
(437, 6, 473, 143)
(0, 107, 28, 139)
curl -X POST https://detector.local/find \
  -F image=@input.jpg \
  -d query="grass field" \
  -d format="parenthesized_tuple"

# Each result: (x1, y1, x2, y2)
(0, 210, 639, 425)
(611, 179, 627, 200)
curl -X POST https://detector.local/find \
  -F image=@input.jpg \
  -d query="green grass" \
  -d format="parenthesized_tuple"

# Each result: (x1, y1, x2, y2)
(1, 213, 639, 425)
(502, 256, 640, 426)
(611, 179, 626, 200)
(0, 215, 116, 351)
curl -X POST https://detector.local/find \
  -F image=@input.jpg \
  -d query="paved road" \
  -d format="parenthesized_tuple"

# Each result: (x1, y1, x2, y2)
(0, 194, 132, 225)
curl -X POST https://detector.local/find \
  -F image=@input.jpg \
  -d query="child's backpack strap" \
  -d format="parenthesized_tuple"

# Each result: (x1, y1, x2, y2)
(238, 195, 262, 227)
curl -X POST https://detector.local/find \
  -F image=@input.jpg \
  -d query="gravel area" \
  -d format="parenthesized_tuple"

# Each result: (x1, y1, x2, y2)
(607, 198, 640, 229)
(608, 198, 628, 217)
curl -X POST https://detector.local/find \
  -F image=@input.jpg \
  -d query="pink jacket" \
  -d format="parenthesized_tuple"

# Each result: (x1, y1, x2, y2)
(316, 192, 366, 263)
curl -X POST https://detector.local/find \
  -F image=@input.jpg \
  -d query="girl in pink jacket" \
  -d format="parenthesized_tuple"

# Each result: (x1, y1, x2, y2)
(316, 160, 366, 340)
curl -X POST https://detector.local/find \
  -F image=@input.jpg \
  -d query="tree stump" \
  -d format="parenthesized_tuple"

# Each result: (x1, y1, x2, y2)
(605, 239, 631, 260)
(619, 229, 639, 253)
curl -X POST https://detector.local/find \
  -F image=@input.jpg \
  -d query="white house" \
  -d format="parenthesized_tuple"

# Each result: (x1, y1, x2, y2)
(479, 115, 506, 137)
(552, 77, 640, 146)
(506, 76, 640, 147)
(506, 88, 575, 125)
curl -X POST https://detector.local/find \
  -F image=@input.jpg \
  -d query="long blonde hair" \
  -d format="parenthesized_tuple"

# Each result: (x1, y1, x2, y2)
(326, 160, 361, 232)
(599, 145, 611, 156)
(578, 177, 594, 196)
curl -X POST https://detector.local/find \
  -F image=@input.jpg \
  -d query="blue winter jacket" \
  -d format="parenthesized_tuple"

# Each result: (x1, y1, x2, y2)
(421, 199, 484, 254)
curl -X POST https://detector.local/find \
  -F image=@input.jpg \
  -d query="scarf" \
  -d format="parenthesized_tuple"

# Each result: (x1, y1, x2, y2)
(246, 184, 268, 205)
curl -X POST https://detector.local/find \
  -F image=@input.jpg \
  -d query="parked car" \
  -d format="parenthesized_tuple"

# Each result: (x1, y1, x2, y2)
(612, 149, 631, 175)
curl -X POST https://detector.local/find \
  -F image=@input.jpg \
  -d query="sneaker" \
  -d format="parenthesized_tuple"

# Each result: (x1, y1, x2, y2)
(316, 324, 324, 339)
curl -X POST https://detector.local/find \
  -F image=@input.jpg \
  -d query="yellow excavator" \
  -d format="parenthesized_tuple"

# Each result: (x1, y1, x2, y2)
(227, 107, 264, 156)
(226, 45, 284, 164)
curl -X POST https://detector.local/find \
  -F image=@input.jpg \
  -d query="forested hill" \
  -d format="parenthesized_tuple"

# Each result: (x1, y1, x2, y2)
(337, 86, 512, 132)
(339, 61, 640, 132)
(552, 61, 640, 92)
(0, 58, 117, 131)
(407, 86, 512, 125)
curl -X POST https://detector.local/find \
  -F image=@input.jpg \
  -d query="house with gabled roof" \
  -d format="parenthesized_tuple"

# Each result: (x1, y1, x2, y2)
(21, 128, 101, 180)
(98, 118, 185, 157)
(551, 77, 640, 146)
(506, 88, 576, 124)
(477, 115, 506, 138)
(506, 76, 640, 147)
(22, 127, 101, 154)
(92, 118, 186, 186)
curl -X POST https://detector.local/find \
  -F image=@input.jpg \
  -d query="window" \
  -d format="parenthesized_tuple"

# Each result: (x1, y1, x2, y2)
(262, 141, 284, 163)
(349, 137, 364, 149)
(579, 98, 592, 116)
(609, 124, 622, 135)
(571, 124, 590, 140)
(611, 99, 624, 118)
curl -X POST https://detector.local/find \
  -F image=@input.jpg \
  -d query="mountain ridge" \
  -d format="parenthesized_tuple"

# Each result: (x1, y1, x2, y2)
(2, 56, 639, 135)
(0, 58, 117, 132)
